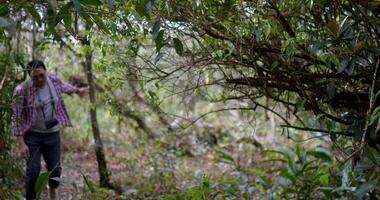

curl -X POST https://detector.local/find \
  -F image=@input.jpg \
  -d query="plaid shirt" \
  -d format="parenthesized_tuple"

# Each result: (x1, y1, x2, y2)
(12, 74, 78, 136)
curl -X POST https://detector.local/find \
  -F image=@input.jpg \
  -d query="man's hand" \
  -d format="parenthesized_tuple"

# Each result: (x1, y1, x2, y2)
(20, 143, 30, 159)
(17, 136, 29, 159)
(76, 86, 89, 97)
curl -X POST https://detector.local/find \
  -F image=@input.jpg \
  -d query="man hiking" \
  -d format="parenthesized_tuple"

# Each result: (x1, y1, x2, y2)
(12, 60, 87, 200)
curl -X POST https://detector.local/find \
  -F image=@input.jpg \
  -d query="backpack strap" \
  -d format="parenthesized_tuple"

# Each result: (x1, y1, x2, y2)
(22, 79, 31, 100)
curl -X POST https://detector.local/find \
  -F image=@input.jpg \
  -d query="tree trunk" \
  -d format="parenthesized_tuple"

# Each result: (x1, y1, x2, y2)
(31, 22, 36, 60)
(82, 39, 111, 188)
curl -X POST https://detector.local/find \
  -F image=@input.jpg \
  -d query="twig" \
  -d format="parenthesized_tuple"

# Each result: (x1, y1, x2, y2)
(340, 144, 366, 166)
(288, 133, 329, 142)
(182, 107, 257, 130)
(281, 125, 352, 136)
(360, 60, 380, 154)
(268, 1, 295, 37)
(0, 65, 8, 92)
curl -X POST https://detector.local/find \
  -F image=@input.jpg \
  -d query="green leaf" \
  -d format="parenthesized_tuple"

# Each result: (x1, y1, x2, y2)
(79, 12, 93, 30)
(71, 0, 82, 12)
(50, 177, 80, 185)
(0, 5, 9, 17)
(214, 148, 234, 163)
(263, 150, 287, 158)
(327, 19, 339, 38)
(354, 182, 369, 199)
(27, 6, 42, 26)
(282, 38, 296, 57)
(79, 0, 102, 6)
(173, 38, 184, 55)
(374, 90, 380, 102)
(309, 42, 324, 55)
(257, 175, 272, 189)
(148, 90, 157, 98)
(271, 60, 279, 69)
(254, 28, 262, 43)
(355, 57, 370, 67)
(354, 157, 374, 172)
(63, 14, 72, 30)
(246, 167, 265, 176)
(319, 186, 334, 196)
(278, 177, 292, 186)
(366, 46, 380, 55)
(307, 151, 332, 162)
(286, 155, 296, 176)
(152, 20, 161, 39)
(326, 82, 335, 100)
(315, 0, 329, 7)
(93, 16, 109, 33)
(35, 172, 50, 199)
(337, 57, 350, 73)
(345, 58, 356, 75)
(154, 52, 164, 64)
(262, 158, 287, 163)
(56, 2, 72, 25)
(0, 17, 9, 27)
(369, 106, 380, 125)
(294, 97, 305, 113)
(295, 146, 302, 163)
(319, 174, 329, 185)
(338, 16, 350, 37)
(155, 30, 165, 52)
(46, 7, 57, 35)
(82, 173, 97, 193)
(108, 0, 115, 10)
(281, 168, 296, 183)
(135, 0, 150, 19)
(341, 161, 352, 188)
(194, 88, 201, 96)
(365, 146, 380, 164)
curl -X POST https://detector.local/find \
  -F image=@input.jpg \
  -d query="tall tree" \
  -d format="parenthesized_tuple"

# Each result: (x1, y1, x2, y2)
(82, 38, 111, 188)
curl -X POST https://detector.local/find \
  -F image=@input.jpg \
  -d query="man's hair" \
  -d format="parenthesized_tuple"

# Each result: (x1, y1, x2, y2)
(26, 60, 46, 75)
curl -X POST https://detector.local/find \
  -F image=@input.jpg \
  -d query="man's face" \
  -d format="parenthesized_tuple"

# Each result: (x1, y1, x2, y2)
(31, 68, 46, 88)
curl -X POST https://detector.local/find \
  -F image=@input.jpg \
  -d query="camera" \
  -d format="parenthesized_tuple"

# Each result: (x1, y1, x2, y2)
(45, 118, 59, 129)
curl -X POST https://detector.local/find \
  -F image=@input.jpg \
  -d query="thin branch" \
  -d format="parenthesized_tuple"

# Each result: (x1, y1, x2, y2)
(287, 133, 329, 142)
(281, 125, 352, 136)
(0, 65, 8, 92)
(359, 59, 380, 156)
(268, 2, 296, 37)
(340, 144, 366, 166)
(182, 107, 258, 130)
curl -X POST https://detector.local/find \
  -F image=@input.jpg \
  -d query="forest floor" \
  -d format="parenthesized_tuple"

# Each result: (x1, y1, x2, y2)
(40, 148, 100, 200)
(37, 140, 234, 200)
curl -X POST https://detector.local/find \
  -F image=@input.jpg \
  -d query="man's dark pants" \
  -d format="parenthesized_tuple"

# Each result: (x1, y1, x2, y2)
(23, 130, 61, 200)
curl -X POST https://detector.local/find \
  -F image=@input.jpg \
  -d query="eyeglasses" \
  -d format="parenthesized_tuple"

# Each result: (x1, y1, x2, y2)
(32, 74, 45, 81)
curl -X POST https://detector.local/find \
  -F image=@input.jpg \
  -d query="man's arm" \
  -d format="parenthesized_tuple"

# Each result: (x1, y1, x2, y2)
(17, 136, 29, 159)
(11, 84, 25, 136)
(49, 74, 78, 95)
(61, 79, 79, 95)
(12, 85, 30, 159)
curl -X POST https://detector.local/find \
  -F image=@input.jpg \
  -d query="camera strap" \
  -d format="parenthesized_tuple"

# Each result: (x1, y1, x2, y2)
(36, 78, 56, 122)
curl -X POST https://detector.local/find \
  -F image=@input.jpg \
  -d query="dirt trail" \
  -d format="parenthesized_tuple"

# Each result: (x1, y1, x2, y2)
(39, 151, 100, 200)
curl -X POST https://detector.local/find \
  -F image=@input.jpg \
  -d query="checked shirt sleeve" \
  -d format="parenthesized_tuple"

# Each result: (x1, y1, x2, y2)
(50, 74, 78, 94)
(61, 79, 78, 94)
(11, 85, 26, 136)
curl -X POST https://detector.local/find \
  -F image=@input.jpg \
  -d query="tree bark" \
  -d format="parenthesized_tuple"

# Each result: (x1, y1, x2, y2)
(82, 39, 111, 188)
(31, 22, 36, 60)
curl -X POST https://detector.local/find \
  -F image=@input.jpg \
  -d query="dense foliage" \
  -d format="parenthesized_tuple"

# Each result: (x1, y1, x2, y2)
(1, 0, 380, 199)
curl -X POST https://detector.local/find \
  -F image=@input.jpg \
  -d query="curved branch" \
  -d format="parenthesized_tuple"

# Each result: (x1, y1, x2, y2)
(281, 125, 352, 136)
